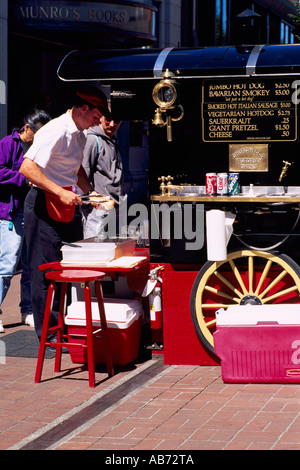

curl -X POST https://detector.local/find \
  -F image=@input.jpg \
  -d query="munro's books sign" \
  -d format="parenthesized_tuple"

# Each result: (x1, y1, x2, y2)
(9, 0, 157, 38)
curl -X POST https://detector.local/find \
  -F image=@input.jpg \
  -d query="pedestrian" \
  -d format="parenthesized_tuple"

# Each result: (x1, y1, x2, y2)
(0, 109, 51, 333)
(80, 114, 123, 239)
(19, 87, 111, 340)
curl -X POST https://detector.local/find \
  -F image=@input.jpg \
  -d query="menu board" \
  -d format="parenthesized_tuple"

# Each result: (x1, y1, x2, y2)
(202, 78, 297, 142)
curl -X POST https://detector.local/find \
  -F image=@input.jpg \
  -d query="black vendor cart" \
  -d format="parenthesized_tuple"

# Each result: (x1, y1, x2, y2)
(58, 44, 300, 365)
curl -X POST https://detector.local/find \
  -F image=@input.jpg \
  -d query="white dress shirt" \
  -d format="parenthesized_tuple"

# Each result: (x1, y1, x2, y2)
(25, 111, 87, 187)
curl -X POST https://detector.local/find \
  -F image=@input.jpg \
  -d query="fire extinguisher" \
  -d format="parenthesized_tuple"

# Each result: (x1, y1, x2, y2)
(143, 266, 164, 330)
(149, 284, 162, 330)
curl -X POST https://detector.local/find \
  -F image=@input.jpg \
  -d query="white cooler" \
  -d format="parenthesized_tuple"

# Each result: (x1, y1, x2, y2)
(66, 299, 143, 366)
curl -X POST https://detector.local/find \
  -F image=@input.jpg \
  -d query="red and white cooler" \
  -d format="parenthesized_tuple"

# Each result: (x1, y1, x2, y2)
(65, 299, 143, 366)
(214, 305, 300, 383)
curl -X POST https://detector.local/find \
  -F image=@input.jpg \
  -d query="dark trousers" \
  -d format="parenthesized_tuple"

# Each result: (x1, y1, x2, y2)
(24, 187, 82, 339)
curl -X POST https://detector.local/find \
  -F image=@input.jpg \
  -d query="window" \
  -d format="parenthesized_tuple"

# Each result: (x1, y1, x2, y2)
(280, 20, 294, 44)
(216, 0, 228, 45)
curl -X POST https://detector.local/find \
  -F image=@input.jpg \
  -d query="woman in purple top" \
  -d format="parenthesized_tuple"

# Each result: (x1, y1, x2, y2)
(0, 110, 51, 332)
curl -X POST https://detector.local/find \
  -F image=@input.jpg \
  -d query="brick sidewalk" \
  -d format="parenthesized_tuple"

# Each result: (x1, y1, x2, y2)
(1, 274, 300, 450)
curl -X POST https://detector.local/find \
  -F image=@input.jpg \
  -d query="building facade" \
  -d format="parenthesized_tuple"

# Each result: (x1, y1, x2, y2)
(184, 0, 300, 47)
(3, 0, 300, 132)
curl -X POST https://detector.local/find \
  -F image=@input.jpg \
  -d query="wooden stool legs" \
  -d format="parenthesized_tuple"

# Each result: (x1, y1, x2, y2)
(35, 281, 56, 384)
(95, 281, 114, 377)
(84, 281, 96, 387)
(35, 272, 114, 388)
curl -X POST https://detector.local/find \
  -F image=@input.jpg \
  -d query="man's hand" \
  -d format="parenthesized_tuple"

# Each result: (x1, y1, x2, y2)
(58, 187, 82, 206)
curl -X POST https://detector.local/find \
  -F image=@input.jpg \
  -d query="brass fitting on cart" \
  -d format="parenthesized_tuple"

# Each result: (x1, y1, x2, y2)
(152, 108, 165, 127)
(158, 176, 167, 195)
(164, 175, 184, 196)
(279, 160, 293, 182)
(158, 175, 183, 196)
(152, 69, 184, 142)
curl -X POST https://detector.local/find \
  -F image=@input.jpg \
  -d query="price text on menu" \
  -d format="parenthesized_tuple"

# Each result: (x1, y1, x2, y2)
(202, 78, 297, 142)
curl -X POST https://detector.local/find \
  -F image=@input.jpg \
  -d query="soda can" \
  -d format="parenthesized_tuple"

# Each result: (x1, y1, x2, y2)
(206, 173, 217, 195)
(228, 173, 240, 195)
(217, 173, 228, 195)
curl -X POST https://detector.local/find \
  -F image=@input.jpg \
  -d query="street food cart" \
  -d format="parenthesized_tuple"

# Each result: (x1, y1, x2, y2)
(58, 44, 300, 366)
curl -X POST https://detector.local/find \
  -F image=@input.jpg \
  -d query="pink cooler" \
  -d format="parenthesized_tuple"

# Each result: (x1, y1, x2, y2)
(213, 305, 300, 383)
(65, 299, 143, 366)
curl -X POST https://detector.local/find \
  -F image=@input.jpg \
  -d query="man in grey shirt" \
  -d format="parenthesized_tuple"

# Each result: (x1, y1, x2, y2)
(81, 116, 123, 239)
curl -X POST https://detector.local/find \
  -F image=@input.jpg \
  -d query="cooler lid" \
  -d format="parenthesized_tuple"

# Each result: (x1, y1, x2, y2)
(216, 305, 300, 325)
(66, 299, 143, 328)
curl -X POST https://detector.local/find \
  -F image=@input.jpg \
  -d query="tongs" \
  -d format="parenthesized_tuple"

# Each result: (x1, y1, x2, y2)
(80, 193, 104, 200)
(62, 241, 82, 248)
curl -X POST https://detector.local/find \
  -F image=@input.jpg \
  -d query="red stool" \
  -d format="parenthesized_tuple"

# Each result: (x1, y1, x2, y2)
(35, 269, 114, 387)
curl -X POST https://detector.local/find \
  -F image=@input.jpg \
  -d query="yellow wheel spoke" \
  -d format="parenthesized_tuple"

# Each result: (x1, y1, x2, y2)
(254, 259, 272, 295)
(229, 260, 248, 295)
(204, 285, 240, 302)
(248, 256, 254, 294)
(258, 271, 287, 299)
(213, 271, 244, 299)
(205, 318, 217, 328)
(261, 285, 298, 303)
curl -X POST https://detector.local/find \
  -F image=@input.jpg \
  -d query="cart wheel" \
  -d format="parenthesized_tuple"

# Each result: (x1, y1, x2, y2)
(190, 250, 300, 355)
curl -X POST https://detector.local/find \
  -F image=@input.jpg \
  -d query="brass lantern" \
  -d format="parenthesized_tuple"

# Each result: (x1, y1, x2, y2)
(152, 69, 184, 142)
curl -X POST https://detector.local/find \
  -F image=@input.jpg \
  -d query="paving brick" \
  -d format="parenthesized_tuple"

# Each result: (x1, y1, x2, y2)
(3, 273, 300, 451)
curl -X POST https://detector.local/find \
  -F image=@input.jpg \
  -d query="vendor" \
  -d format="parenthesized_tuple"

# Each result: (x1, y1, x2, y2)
(19, 87, 111, 339)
